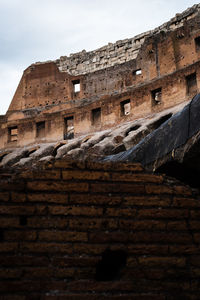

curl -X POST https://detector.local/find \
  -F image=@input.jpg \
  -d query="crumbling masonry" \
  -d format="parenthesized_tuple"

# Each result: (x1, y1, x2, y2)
(1, 5, 200, 149)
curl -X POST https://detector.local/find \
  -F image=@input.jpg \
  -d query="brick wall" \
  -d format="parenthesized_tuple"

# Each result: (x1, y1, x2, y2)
(0, 160, 200, 299)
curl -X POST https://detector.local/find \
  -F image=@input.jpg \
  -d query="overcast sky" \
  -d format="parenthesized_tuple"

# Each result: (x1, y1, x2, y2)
(0, 0, 197, 114)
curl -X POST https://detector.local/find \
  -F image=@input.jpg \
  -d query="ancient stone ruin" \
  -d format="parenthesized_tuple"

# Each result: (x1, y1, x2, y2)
(1, 4, 200, 299)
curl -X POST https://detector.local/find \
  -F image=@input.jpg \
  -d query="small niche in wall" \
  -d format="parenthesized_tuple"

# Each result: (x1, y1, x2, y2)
(64, 116, 74, 140)
(92, 107, 101, 126)
(151, 88, 162, 106)
(72, 79, 80, 93)
(186, 73, 197, 95)
(120, 99, 131, 116)
(195, 36, 200, 51)
(8, 126, 18, 142)
(36, 121, 45, 138)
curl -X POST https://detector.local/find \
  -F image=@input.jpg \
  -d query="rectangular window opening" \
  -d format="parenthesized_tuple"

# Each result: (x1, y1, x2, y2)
(186, 73, 197, 95)
(151, 88, 162, 106)
(120, 99, 131, 116)
(195, 36, 200, 51)
(64, 116, 74, 140)
(36, 121, 45, 138)
(8, 126, 18, 142)
(72, 80, 80, 93)
(92, 107, 101, 126)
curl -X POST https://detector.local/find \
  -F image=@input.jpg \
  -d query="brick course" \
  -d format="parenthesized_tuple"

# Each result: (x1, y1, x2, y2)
(0, 159, 200, 298)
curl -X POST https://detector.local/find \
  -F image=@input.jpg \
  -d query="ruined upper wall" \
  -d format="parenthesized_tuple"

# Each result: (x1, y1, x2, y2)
(33, 4, 200, 76)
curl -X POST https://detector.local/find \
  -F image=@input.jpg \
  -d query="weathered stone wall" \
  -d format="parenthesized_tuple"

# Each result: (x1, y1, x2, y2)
(0, 160, 200, 299)
(1, 5, 200, 149)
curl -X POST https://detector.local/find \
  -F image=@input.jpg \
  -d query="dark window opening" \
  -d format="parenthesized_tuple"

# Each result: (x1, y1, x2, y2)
(121, 99, 131, 116)
(20, 216, 27, 226)
(133, 69, 142, 76)
(72, 79, 80, 93)
(95, 249, 127, 281)
(8, 126, 18, 142)
(92, 108, 101, 126)
(151, 88, 162, 106)
(195, 36, 200, 51)
(64, 116, 74, 140)
(148, 113, 173, 131)
(186, 73, 197, 95)
(36, 121, 45, 138)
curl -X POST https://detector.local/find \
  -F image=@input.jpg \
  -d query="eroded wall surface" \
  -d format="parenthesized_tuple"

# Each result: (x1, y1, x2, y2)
(1, 4, 200, 149)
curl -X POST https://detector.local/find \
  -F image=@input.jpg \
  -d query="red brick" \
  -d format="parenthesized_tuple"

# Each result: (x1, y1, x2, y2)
(0, 191, 9, 201)
(90, 183, 145, 194)
(62, 170, 110, 181)
(0, 181, 25, 191)
(128, 244, 168, 255)
(67, 280, 136, 292)
(145, 185, 173, 194)
(0, 206, 35, 215)
(86, 161, 143, 172)
(49, 206, 103, 216)
(0, 217, 20, 228)
(89, 232, 129, 243)
(35, 205, 49, 215)
(27, 217, 68, 229)
(190, 267, 200, 278)
(169, 245, 200, 254)
(137, 256, 186, 267)
(21, 170, 61, 180)
(190, 210, 200, 219)
(38, 231, 88, 242)
(20, 242, 73, 254)
(189, 255, 200, 267)
(0, 268, 22, 279)
(119, 220, 166, 230)
(173, 197, 200, 207)
(194, 233, 200, 244)
(28, 193, 69, 204)
(0, 243, 18, 252)
(69, 218, 118, 230)
(137, 208, 189, 219)
(70, 193, 121, 205)
(167, 220, 188, 231)
(22, 267, 53, 279)
(111, 173, 163, 183)
(173, 185, 192, 196)
(54, 267, 75, 278)
(27, 181, 89, 192)
(105, 207, 137, 217)
(51, 256, 98, 267)
(4, 230, 37, 241)
(73, 244, 107, 255)
(131, 232, 192, 244)
(0, 280, 67, 293)
(11, 192, 26, 202)
(0, 255, 49, 267)
(189, 221, 200, 230)
(123, 195, 171, 206)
